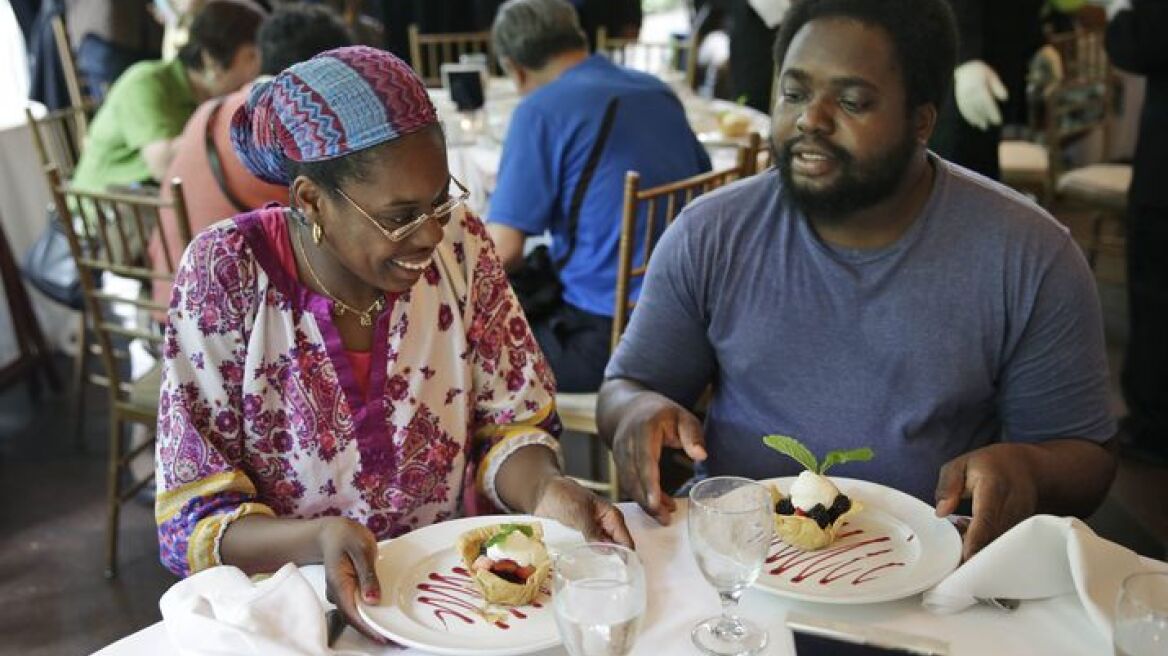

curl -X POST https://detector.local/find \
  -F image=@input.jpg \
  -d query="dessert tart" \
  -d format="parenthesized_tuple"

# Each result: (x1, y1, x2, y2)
(456, 522, 551, 606)
(763, 435, 874, 551)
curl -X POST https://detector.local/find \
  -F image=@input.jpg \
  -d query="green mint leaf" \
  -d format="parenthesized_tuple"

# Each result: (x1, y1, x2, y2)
(820, 448, 875, 474)
(483, 523, 533, 548)
(762, 434, 819, 473)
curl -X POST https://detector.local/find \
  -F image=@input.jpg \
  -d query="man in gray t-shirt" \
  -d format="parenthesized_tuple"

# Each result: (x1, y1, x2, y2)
(598, 0, 1117, 560)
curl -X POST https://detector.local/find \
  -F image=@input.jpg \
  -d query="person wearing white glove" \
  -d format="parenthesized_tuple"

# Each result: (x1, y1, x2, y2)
(954, 60, 1009, 131)
(930, 0, 1043, 179)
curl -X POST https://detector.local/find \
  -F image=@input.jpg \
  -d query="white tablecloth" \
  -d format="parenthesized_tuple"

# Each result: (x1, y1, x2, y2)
(430, 79, 770, 218)
(93, 501, 1164, 656)
(0, 114, 79, 368)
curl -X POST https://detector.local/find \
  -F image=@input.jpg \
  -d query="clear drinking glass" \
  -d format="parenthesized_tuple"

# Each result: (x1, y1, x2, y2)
(688, 476, 773, 656)
(1115, 571, 1168, 656)
(553, 542, 646, 656)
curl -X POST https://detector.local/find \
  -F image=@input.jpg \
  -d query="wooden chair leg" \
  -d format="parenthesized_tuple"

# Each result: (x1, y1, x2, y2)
(73, 312, 88, 451)
(606, 450, 620, 502)
(1088, 211, 1105, 270)
(104, 413, 123, 579)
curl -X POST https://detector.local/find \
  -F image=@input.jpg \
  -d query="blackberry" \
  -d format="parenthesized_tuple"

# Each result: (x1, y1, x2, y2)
(806, 503, 830, 529)
(776, 498, 795, 515)
(826, 494, 852, 524)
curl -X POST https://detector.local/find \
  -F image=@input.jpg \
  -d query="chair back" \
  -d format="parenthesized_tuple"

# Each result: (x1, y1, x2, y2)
(43, 166, 193, 415)
(408, 24, 494, 86)
(51, 14, 97, 125)
(26, 105, 89, 179)
(611, 166, 744, 347)
(738, 132, 773, 176)
(1033, 28, 1116, 183)
(596, 26, 697, 89)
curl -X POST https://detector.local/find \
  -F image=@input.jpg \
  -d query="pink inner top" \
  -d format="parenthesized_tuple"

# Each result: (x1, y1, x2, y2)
(258, 210, 375, 398)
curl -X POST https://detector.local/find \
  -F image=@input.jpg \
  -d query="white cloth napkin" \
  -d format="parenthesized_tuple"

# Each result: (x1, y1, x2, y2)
(159, 563, 369, 656)
(922, 515, 1161, 642)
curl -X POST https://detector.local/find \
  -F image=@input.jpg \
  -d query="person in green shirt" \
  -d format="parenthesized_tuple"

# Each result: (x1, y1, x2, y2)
(71, 0, 265, 193)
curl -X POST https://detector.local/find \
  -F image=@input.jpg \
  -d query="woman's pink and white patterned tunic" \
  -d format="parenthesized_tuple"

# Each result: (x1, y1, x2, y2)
(155, 207, 560, 577)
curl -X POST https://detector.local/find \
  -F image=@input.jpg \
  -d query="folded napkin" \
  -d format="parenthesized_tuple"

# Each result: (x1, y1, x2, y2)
(922, 515, 1162, 641)
(159, 563, 370, 656)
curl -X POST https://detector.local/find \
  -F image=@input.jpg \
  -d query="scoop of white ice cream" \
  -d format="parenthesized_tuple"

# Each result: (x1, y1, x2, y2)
(485, 529, 548, 567)
(788, 470, 840, 511)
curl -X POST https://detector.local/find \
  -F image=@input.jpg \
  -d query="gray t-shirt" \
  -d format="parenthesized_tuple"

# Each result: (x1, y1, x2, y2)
(605, 158, 1115, 503)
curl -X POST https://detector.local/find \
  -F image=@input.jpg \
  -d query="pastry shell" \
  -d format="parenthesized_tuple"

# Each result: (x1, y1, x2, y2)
(456, 523, 551, 606)
(769, 485, 863, 551)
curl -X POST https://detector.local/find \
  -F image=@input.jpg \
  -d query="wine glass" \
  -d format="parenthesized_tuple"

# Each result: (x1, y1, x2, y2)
(1115, 571, 1168, 656)
(553, 542, 646, 656)
(688, 476, 773, 656)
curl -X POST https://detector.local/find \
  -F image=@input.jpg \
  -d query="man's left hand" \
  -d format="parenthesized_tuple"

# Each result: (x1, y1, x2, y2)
(934, 443, 1039, 561)
(533, 476, 635, 549)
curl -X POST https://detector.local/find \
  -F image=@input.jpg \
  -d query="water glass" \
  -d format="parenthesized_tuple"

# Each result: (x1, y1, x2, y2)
(1115, 571, 1168, 656)
(553, 543, 646, 656)
(688, 476, 773, 656)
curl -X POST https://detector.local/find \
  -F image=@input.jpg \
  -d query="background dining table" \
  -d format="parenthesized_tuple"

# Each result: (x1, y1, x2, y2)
(92, 500, 1166, 656)
(429, 76, 771, 219)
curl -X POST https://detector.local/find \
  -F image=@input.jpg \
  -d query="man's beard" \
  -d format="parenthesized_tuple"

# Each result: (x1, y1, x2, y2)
(775, 130, 918, 223)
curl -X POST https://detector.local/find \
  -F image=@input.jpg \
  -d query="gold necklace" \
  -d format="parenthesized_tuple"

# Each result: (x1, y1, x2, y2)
(295, 224, 385, 327)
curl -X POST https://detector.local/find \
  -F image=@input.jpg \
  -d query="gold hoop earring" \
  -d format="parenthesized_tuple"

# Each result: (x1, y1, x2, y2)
(312, 222, 323, 244)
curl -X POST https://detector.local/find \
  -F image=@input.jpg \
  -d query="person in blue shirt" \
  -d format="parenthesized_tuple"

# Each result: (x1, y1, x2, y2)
(486, 0, 711, 392)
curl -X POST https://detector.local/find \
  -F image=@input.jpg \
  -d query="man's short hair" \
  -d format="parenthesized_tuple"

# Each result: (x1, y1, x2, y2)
(773, 0, 958, 111)
(492, 0, 589, 71)
(258, 4, 354, 76)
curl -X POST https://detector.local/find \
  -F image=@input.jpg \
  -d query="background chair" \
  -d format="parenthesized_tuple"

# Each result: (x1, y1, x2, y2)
(998, 27, 1129, 268)
(558, 164, 747, 501)
(596, 25, 697, 89)
(26, 104, 93, 447)
(407, 24, 493, 87)
(50, 14, 96, 129)
(45, 166, 193, 578)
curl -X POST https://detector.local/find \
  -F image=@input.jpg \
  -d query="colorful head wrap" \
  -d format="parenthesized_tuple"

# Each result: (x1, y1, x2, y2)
(230, 45, 438, 185)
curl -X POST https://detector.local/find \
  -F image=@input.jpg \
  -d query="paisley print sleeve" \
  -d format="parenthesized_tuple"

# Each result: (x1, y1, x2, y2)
(459, 212, 563, 511)
(155, 225, 275, 577)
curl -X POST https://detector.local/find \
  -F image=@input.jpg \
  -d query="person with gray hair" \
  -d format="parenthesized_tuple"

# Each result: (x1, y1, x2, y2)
(486, 0, 711, 393)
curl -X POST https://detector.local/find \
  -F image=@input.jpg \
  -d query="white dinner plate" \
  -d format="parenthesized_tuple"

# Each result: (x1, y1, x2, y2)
(752, 477, 961, 604)
(357, 515, 583, 656)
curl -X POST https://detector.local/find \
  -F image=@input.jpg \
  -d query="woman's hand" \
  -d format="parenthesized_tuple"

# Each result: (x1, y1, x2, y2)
(316, 517, 390, 645)
(532, 475, 635, 548)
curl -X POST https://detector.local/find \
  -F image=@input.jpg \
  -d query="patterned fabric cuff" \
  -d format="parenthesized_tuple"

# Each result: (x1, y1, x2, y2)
(187, 502, 276, 574)
(478, 432, 563, 513)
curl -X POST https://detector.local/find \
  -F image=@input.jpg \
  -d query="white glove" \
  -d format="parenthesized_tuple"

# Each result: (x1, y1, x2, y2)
(954, 60, 1008, 131)
(748, 0, 791, 28)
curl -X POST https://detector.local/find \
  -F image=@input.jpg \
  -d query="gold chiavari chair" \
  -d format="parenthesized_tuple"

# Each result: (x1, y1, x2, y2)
(596, 25, 698, 89)
(45, 166, 193, 578)
(557, 164, 747, 500)
(407, 24, 494, 87)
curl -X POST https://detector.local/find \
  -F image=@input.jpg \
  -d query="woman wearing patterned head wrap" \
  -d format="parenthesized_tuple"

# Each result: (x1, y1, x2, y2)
(154, 46, 631, 643)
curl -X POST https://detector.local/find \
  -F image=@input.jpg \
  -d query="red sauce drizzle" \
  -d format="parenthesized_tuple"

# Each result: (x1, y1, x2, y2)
(414, 566, 542, 630)
(766, 526, 906, 586)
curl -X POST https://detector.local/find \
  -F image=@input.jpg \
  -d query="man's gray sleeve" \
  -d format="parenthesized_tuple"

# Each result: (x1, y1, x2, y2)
(998, 236, 1116, 443)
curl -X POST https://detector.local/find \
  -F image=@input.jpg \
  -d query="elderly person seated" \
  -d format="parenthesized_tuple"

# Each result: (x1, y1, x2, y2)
(155, 45, 631, 643)
(485, 0, 711, 393)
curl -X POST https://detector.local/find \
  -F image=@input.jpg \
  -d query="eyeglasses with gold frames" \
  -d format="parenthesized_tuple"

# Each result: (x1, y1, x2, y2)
(335, 176, 471, 242)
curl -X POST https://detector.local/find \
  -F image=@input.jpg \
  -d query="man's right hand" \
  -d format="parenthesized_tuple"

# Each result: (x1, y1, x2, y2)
(610, 393, 708, 525)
